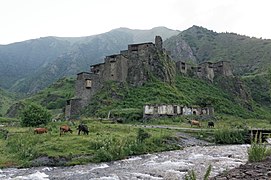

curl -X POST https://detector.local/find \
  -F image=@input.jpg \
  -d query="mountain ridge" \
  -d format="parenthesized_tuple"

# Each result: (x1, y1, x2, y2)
(0, 27, 180, 94)
(164, 25, 271, 75)
(1, 25, 271, 97)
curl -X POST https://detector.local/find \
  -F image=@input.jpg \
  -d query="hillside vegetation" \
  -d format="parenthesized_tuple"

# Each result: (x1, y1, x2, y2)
(5, 77, 75, 118)
(84, 75, 271, 120)
(0, 89, 15, 116)
(242, 73, 271, 108)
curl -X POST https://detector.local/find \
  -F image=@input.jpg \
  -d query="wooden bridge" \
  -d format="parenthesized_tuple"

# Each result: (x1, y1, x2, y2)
(249, 128, 271, 142)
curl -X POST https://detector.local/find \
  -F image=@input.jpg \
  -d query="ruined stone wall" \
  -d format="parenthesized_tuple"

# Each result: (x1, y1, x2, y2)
(101, 55, 128, 83)
(176, 61, 188, 74)
(127, 42, 176, 86)
(213, 61, 233, 77)
(75, 72, 92, 106)
(155, 36, 163, 51)
(176, 60, 233, 81)
(127, 43, 156, 86)
(65, 98, 82, 120)
(143, 104, 212, 118)
(65, 71, 101, 119)
(197, 62, 215, 82)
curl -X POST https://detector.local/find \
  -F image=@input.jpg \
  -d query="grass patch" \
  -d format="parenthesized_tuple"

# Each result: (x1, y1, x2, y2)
(214, 128, 249, 144)
(0, 120, 179, 167)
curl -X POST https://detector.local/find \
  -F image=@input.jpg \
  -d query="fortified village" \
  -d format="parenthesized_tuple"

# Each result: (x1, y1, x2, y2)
(65, 36, 233, 120)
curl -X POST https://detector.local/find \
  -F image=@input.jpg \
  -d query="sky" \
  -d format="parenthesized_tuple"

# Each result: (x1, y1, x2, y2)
(0, 0, 271, 44)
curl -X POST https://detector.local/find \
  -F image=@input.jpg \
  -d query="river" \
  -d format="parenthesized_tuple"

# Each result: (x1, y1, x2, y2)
(0, 144, 249, 180)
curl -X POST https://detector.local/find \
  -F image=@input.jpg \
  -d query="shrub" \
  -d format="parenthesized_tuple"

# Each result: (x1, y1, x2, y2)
(20, 103, 52, 127)
(137, 128, 151, 143)
(109, 108, 143, 122)
(214, 128, 248, 144)
(0, 129, 9, 140)
(248, 133, 271, 162)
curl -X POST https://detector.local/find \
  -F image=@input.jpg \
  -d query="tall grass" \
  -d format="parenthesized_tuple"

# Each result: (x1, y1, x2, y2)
(214, 128, 248, 144)
(185, 165, 212, 180)
(248, 132, 271, 162)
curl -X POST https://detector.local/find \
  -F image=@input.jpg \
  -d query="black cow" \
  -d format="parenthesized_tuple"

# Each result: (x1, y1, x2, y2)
(77, 124, 89, 135)
(208, 121, 214, 128)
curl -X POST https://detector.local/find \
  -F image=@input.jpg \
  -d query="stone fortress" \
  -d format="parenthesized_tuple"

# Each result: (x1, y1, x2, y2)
(65, 36, 232, 119)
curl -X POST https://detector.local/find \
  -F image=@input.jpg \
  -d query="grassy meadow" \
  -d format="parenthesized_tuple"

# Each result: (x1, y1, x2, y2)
(0, 119, 180, 168)
(1, 115, 271, 168)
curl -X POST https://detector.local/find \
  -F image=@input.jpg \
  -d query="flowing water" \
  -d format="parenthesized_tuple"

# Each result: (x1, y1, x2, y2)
(0, 144, 249, 180)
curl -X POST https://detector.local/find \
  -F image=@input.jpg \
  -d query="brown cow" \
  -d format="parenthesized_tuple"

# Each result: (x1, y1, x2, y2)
(34, 128, 48, 134)
(189, 120, 201, 127)
(60, 125, 73, 136)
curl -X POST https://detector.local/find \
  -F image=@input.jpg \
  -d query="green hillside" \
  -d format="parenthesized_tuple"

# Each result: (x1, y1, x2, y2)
(84, 75, 271, 120)
(242, 73, 271, 107)
(0, 89, 15, 116)
(164, 25, 271, 76)
(6, 77, 75, 118)
(24, 77, 75, 110)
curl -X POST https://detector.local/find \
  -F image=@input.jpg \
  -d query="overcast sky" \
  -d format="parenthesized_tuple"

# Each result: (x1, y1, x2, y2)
(0, 0, 270, 44)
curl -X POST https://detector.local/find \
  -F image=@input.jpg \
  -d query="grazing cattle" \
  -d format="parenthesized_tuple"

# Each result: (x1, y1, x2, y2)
(208, 121, 215, 128)
(77, 124, 89, 135)
(189, 120, 201, 127)
(60, 125, 73, 136)
(34, 128, 48, 134)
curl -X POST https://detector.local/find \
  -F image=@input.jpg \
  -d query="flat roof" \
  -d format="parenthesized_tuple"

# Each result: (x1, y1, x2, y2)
(129, 42, 154, 46)
(77, 72, 91, 75)
(90, 62, 105, 67)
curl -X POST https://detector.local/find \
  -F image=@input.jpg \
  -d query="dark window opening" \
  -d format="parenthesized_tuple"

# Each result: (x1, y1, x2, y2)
(154, 107, 158, 114)
(173, 106, 178, 114)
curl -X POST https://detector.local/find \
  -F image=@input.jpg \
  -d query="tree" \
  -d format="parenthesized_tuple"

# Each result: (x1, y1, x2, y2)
(20, 103, 52, 127)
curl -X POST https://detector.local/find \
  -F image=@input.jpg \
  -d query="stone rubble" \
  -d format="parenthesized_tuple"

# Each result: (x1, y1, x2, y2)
(211, 155, 271, 180)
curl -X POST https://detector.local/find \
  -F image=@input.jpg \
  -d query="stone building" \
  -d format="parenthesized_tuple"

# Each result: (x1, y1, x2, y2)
(143, 104, 214, 118)
(65, 36, 175, 119)
(176, 60, 233, 82)
(65, 36, 231, 119)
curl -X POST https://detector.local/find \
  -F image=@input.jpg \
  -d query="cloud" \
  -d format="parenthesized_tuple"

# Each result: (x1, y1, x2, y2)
(0, 0, 271, 44)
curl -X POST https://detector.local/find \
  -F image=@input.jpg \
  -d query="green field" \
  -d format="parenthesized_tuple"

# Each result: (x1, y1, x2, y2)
(0, 119, 180, 168)
(1, 115, 271, 168)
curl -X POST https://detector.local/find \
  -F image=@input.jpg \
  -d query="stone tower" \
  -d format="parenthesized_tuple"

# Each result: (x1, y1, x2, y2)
(65, 36, 176, 119)
(155, 36, 163, 50)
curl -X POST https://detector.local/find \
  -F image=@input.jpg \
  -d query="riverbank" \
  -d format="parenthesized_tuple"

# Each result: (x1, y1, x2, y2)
(211, 154, 271, 179)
